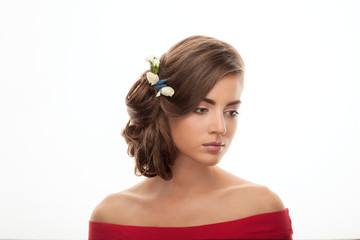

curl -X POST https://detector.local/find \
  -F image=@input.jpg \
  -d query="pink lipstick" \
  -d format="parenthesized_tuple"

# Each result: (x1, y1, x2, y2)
(202, 142, 225, 152)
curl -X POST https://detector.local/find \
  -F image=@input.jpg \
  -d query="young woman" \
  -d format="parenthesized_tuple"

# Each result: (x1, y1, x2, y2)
(89, 35, 293, 239)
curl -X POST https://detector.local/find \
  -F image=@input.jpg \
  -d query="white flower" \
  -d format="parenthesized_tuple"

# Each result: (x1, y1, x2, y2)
(159, 86, 175, 97)
(145, 55, 156, 63)
(146, 72, 159, 85)
(152, 58, 160, 67)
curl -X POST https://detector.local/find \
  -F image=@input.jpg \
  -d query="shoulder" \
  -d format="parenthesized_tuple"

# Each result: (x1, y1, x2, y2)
(90, 191, 138, 224)
(215, 168, 285, 215)
(244, 183, 285, 212)
(222, 182, 285, 217)
(214, 169, 285, 219)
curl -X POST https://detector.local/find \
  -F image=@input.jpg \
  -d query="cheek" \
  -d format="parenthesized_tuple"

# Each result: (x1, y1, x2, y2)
(170, 116, 203, 147)
(226, 119, 238, 139)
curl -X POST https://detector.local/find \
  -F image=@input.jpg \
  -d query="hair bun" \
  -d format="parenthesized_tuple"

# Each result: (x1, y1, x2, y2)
(125, 72, 160, 128)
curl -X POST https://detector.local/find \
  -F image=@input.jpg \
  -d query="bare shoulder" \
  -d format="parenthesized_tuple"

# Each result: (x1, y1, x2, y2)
(241, 183, 285, 212)
(216, 170, 285, 219)
(222, 181, 285, 217)
(90, 191, 138, 224)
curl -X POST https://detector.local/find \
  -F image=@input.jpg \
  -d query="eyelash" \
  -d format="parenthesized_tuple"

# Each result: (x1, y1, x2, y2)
(194, 108, 239, 118)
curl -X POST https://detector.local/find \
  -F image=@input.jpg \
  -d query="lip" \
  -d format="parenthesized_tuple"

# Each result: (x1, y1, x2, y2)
(202, 142, 225, 153)
(203, 142, 225, 146)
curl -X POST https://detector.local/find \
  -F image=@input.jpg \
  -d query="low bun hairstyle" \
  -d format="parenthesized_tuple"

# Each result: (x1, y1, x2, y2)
(122, 35, 244, 180)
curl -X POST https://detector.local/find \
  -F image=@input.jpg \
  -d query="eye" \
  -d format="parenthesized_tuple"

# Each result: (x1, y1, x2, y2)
(225, 110, 239, 118)
(194, 108, 208, 114)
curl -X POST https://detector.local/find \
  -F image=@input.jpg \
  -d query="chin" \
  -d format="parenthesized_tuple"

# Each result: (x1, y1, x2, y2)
(199, 157, 222, 167)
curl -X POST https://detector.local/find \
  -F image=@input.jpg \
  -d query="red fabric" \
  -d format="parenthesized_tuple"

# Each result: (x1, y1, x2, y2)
(89, 208, 293, 240)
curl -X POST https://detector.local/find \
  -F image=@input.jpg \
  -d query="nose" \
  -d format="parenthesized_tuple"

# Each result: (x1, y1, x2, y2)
(209, 111, 226, 135)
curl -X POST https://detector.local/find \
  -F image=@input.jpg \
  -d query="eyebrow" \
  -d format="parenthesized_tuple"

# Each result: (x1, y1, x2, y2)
(203, 98, 241, 106)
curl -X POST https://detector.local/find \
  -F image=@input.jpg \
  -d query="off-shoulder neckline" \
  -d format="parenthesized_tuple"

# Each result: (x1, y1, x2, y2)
(89, 208, 289, 229)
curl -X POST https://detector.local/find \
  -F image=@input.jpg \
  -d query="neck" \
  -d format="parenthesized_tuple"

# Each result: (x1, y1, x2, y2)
(149, 154, 221, 200)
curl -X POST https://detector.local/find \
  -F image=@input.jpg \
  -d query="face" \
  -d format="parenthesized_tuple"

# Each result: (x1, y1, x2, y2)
(168, 74, 244, 167)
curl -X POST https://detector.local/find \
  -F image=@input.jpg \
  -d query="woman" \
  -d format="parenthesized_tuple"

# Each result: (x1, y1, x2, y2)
(89, 35, 293, 239)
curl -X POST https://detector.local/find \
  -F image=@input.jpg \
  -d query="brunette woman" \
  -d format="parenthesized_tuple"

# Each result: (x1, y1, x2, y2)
(89, 35, 293, 239)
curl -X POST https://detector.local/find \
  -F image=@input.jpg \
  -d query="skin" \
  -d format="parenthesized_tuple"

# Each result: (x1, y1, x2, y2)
(91, 73, 285, 227)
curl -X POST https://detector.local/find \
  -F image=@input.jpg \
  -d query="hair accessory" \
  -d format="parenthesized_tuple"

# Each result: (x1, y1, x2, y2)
(145, 56, 175, 97)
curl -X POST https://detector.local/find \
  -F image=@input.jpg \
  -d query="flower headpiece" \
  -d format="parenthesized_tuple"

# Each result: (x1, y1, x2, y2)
(145, 56, 175, 97)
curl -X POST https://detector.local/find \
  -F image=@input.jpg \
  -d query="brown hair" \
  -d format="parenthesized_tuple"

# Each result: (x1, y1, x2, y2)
(122, 35, 244, 180)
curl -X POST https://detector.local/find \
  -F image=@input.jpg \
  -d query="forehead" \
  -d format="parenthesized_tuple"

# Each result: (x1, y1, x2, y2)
(205, 74, 243, 100)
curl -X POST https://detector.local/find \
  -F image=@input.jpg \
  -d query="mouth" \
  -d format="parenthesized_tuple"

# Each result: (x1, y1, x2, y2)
(202, 142, 225, 152)
(203, 142, 225, 147)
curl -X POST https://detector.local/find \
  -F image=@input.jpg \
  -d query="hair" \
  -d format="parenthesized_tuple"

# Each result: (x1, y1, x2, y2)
(122, 35, 244, 180)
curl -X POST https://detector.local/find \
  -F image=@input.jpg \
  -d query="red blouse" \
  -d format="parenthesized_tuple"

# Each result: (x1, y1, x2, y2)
(89, 208, 293, 239)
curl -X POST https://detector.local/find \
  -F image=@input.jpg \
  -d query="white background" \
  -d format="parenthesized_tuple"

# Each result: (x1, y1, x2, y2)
(0, 0, 359, 239)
